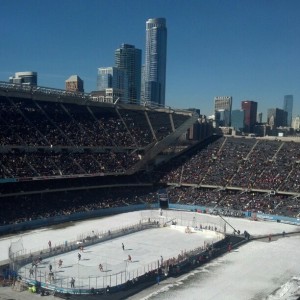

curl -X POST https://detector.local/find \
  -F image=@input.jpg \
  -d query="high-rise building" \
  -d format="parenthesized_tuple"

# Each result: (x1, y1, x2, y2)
(257, 112, 263, 123)
(214, 96, 232, 127)
(140, 65, 145, 102)
(9, 71, 37, 86)
(65, 75, 84, 92)
(231, 109, 245, 132)
(267, 108, 287, 128)
(241, 100, 257, 133)
(283, 95, 293, 126)
(144, 18, 167, 106)
(97, 67, 128, 103)
(115, 44, 141, 105)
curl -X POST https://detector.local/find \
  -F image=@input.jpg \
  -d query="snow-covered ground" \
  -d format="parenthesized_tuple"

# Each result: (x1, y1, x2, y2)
(1, 210, 300, 299)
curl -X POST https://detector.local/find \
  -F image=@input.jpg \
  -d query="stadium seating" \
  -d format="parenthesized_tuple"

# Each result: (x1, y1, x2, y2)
(0, 85, 300, 226)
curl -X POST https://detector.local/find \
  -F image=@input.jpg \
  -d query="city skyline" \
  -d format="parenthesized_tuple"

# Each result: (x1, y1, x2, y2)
(1, 0, 299, 120)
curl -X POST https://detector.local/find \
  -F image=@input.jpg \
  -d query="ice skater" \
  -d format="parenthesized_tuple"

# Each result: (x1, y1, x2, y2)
(58, 259, 63, 268)
(128, 254, 132, 262)
(122, 243, 125, 251)
(78, 253, 81, 261)
(70, 277, 75, 288)
(29, 268, 34, 277)
(48, 271, 54, 282)
(99, 263, 103, 271)
(32, 260, 37, 268)
(49, 264, 52, 272)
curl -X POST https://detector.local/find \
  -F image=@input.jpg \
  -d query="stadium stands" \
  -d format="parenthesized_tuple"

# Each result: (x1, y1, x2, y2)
(0, 82, 300, 227)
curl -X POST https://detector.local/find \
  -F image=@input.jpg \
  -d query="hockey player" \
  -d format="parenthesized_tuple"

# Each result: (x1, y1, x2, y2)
(29, 268, 34, 277)
(70, 277, 75, 288)
(58, 259, 63, 268)
(99, 263, 103, 271)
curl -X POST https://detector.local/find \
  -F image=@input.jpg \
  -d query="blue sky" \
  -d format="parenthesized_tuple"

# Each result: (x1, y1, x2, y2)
(1, 0, 299, 120)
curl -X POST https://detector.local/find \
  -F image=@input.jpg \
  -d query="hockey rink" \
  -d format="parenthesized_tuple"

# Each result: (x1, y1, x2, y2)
(1, 210, 300, 299)
(18, 225, 222, 289)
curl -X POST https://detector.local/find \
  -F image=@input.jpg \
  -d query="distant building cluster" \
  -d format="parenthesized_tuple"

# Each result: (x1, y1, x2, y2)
(95, 18, 167, 106)
(212, 95, 297, 137)
(8, 18, 167, 107)
(6, 18, 297, 138)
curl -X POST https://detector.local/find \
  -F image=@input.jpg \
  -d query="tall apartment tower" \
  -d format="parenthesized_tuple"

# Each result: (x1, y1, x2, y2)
(144, 18, 167, 106)
(241, 100, 258, 133)
(214, 96, 232, 127)
(283, 95, 293, 126)
(115, 44, 141, 105)
(140, 65, 145, 102)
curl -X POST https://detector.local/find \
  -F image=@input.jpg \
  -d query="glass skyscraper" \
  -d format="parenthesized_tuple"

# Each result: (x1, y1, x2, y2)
(115, 44, 141, 105)
(97, 67, 128, 103)
(144, 18, 167, 106)
(231, 109, 245, 132)
(283, 95, 293, 126)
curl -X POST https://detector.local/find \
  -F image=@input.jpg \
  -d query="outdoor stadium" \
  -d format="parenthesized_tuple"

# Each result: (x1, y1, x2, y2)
(0, 82, 300, 300)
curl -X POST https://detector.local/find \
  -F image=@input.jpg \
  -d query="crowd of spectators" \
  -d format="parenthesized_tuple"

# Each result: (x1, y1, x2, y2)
(1, 92, 300, 226)
(1, 182, 299, 226)
(0, 186, 158, 225)
(159, 136, 300, 194)
(0, 97, 153, 147)
(0, 150, 141, 178)
(0, 96, 189, 179)
(167, 186, 299, 218)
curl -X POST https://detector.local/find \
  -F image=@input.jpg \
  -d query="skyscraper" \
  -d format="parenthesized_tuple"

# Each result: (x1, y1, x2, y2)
(144, 18, 167, 106)
(231, 109, 245, 132)
(283, 95, 293, 126)
(241, 100, 258, 133)
(267, 108, 287, 128)
(97, 67, 128, 103)
(214, 96, 232, 127)
(115, 44, 141, 105)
